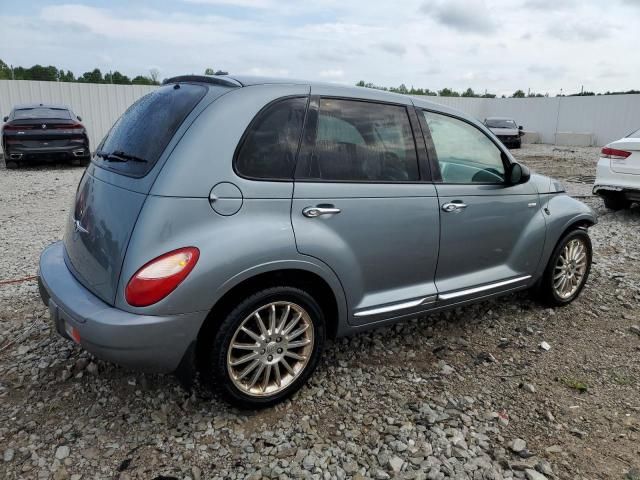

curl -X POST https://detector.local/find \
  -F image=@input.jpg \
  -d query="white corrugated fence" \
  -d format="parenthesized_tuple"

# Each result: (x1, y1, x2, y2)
(2, 80, 640, 148)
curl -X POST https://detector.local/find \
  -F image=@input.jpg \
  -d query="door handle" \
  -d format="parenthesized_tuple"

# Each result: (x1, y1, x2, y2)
(441, 201, 467, 212)
(302, 206, 341, 218)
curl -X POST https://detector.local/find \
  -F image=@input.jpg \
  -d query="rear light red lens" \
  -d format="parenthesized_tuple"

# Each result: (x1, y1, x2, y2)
(125, 247, 200, 307)
(601, 147, 631, 160)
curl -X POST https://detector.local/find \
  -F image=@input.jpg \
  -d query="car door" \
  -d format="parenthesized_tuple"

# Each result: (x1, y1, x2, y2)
(418, 109, 546, 303)
(291, 92, 440, 325)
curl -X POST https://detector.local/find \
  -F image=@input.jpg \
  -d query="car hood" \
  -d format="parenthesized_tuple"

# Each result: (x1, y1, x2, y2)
(531, 173, 566, 194)
(489, 127, 519, 136)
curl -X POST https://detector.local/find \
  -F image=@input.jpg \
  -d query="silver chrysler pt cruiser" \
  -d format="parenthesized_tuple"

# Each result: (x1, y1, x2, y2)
(39, 75, 596, 408)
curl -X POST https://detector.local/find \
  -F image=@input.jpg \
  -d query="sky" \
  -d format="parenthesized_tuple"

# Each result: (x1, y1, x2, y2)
(1, 0, 638, 97)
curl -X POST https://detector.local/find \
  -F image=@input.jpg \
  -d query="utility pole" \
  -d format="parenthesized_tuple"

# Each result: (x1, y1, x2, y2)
(10, 64, 14, 80)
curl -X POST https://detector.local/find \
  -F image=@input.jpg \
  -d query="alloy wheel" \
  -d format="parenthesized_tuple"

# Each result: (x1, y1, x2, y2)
(553, 238, 588, 299)
(226, 301, 314, 397)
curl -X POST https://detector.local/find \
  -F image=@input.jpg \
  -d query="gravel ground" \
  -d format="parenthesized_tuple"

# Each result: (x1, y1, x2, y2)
(1, 145, 639, 480)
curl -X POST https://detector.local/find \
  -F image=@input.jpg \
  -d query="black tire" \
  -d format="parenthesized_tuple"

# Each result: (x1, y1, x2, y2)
(5, 159, 18, 169)
(71, 156, 90, 167)
(202, 286, 326, 409)
(537, 229, 592, 307)
(603, 194, 630, 211)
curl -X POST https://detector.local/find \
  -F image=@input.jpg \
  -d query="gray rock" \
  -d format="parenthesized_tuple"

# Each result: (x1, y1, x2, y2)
(525, 469, 548, 480)
(629, 325, 640, 336)
(522, 383, 536, 393)
(55, 445, 70, 460)
(389, 455, 403, 472)
(511, 439, 527, 453)
(3, 448, 14, 462)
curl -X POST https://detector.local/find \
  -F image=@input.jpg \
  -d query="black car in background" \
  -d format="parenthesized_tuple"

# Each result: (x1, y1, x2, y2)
(1, 104, 90, 169)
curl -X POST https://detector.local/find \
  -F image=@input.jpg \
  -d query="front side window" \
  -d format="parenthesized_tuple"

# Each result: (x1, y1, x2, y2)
(235, 97, 308, 179)
(301, 98, 419, 182)
(424, 111, 505, 184)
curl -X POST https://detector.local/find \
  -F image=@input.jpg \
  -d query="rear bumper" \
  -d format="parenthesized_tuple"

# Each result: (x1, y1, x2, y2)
(593, 157, 640, 201)
(497, 135, 521, 147)
(38, 241, 207, 373)
(6, 144, 89, 160)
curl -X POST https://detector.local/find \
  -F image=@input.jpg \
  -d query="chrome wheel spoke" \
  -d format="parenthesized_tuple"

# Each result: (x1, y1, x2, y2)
(229, 351, 259, 367)
(227, 301, 314, 397)
(552, 238, 589, 299)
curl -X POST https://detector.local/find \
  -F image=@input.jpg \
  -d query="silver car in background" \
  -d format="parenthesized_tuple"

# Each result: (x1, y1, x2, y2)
(38, 75, 596, 408)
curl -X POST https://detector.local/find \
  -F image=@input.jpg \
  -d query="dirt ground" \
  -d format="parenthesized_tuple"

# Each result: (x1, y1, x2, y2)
(0, 145, 639, 480)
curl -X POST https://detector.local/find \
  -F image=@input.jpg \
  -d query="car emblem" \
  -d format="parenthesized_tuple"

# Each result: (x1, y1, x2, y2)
(73, 218, 89, 234)
(42, 124, 47, 129)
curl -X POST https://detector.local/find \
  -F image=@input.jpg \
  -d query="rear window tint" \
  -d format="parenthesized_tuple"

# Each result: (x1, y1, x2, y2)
(14, 108, 71, 120)
(94, 83, 207, 177)
(235, 97, 308, 180)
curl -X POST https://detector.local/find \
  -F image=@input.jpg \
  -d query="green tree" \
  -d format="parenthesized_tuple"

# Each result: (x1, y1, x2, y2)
(204, 67, 215, 75)
(438, 88, 460, 97)
(104, 71, 131, 84)
(461, 88, 476, 97)
(0, 60, 12, 79)
(78, 68, 104, 84)
(511, 89, 526, 98)
(132, 75, 155, 85)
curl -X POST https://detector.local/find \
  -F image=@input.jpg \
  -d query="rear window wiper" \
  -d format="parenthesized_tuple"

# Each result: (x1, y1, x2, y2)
(95, 150, 148, 163)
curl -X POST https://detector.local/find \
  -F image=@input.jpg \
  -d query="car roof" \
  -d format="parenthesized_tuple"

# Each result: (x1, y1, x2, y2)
(163, 74, 473, 122)
(485, 116, 515, 121)
(13, 104, 70, 111)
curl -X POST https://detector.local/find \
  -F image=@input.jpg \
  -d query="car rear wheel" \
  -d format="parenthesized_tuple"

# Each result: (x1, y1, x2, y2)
(538, 229, 592, 306)
(603, 194, 630, 211)
(5, 159, 18, 169)
(202, 286, 325, 408)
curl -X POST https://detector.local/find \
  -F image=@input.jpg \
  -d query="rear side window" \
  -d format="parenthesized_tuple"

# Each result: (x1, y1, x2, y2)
(235, 97, 308, 180)
(300, 98, 419, 182)
(14, 108, 71, 120)
(95, 83, 207, 177)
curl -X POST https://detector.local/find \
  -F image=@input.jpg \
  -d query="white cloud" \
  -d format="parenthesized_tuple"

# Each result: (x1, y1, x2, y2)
(0, 1, 636, 96)
(319, 69, 345, 78)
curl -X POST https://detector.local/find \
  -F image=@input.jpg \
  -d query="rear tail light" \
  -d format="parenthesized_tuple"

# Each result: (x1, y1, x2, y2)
(601, 147, 631, 160)
(125, 247, 200, 307)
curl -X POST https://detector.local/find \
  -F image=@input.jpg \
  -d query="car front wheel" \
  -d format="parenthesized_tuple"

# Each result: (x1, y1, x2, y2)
(603, 194, 630, 211)
(538, 229, 592, 306)
(203, 287, 325, 408)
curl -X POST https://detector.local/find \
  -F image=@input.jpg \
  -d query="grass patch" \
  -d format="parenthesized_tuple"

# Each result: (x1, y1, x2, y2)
(562, 377, 589, 393)
(611, 371, 634, 386)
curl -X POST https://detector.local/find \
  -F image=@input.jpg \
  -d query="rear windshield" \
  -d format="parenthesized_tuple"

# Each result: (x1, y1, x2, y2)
(14, 108, 71, 120)
(485, 119, 517, 129)
(627, 128, 640, 138)
(94, 83, 207, 177)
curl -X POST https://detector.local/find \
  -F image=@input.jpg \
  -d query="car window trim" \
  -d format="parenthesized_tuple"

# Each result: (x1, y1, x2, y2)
(418, 108, 513, 186)
(295, 95, 428, 184)
(232, 94, 311, 182)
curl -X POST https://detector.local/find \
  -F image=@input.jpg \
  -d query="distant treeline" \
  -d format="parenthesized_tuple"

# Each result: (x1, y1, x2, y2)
(356, 81, 640, 98)
(0, 59, 160, 85)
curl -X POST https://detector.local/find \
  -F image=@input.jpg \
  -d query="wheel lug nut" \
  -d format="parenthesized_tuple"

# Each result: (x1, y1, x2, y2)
(267, 355, 273, 361)
(261, 349, 266, 354)
(277, 348, 283, 354)
(276, 337, 282, 342)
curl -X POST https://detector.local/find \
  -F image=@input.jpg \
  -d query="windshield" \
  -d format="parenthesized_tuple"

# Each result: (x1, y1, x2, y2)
(14, 107, 71, 120)
(94, 83, 207, 177)
(485, 119, 517, 129)
(627, 128, 640, 138)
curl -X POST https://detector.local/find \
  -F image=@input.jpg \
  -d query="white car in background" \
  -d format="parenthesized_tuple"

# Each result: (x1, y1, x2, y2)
(484, 117, 524, 149)
(593, 128, 640, 210)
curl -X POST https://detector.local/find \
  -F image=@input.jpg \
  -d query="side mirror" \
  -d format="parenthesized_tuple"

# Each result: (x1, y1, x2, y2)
(77, 116, 82, 122)
(509, 162, 530, 185)
(518, 125, 523, 130)
(2, 116, 7, 122)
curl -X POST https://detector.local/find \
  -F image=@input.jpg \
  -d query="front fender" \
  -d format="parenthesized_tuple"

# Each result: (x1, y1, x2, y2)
(534, 193, 596, 278)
